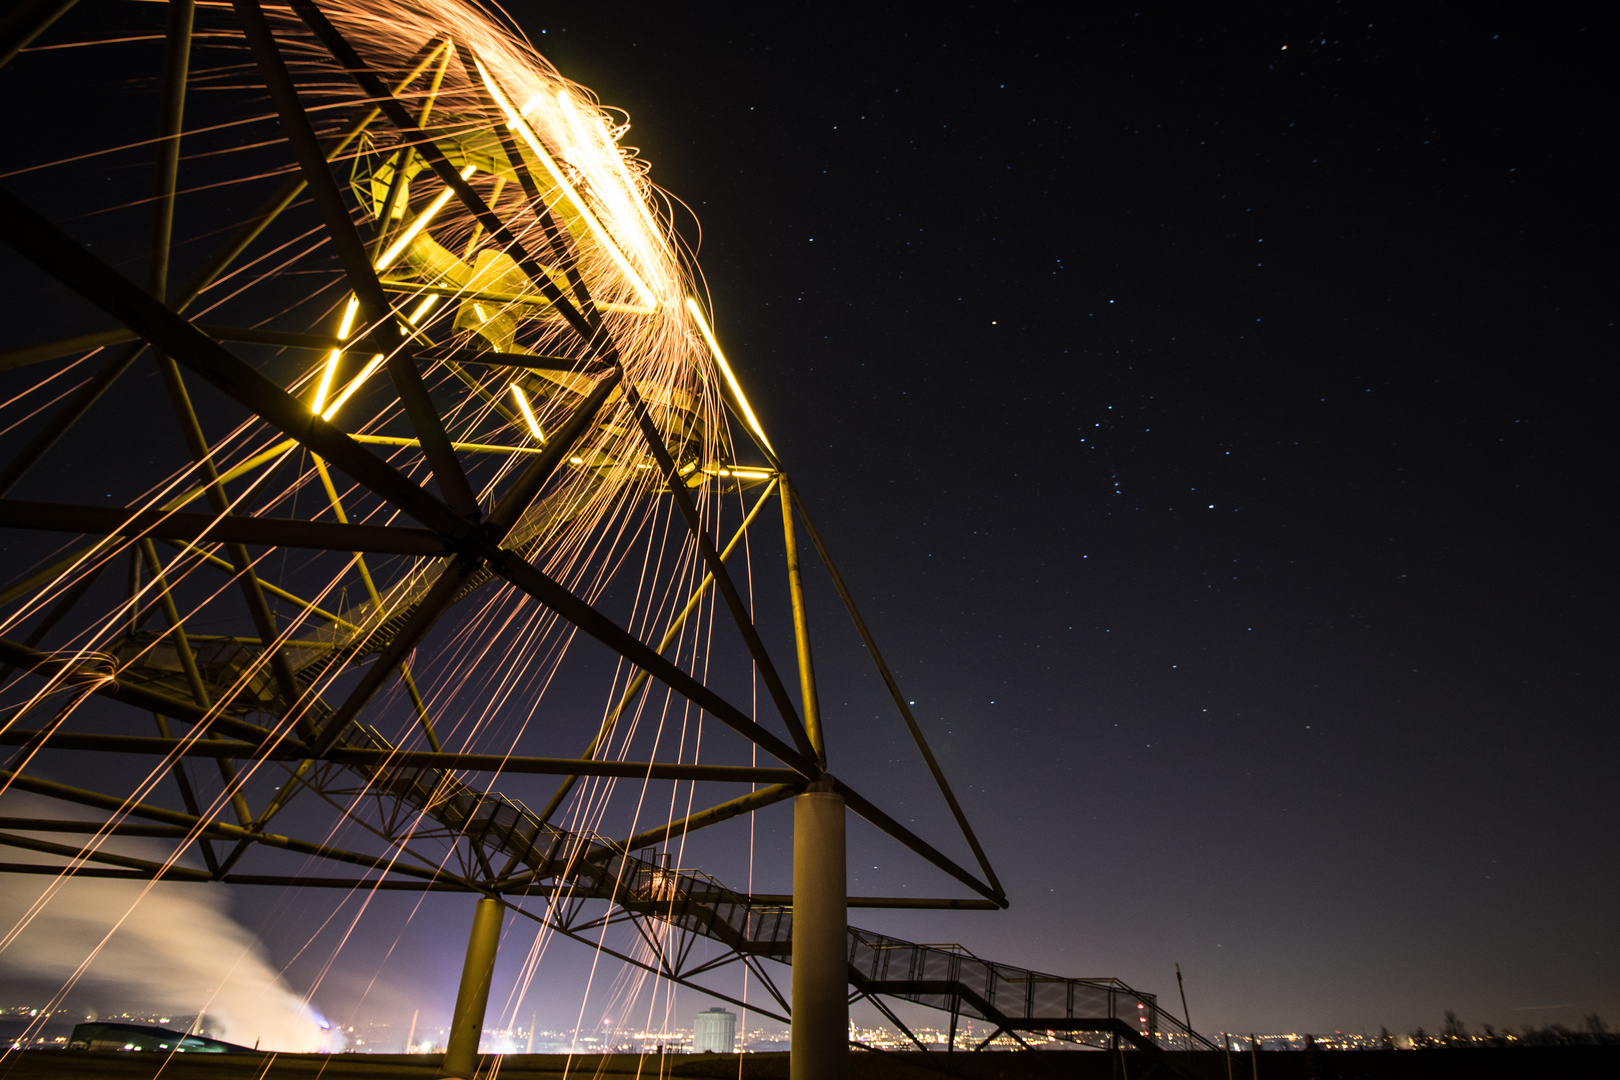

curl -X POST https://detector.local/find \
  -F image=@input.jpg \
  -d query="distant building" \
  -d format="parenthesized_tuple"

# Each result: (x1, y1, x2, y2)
(692, 1008, 735, 1053)
(68, 1022, 250, 1053)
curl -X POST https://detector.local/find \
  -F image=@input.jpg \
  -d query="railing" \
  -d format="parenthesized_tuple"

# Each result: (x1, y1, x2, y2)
(847, 928, 1222, 1057)
(314, 730, 1220, 1061)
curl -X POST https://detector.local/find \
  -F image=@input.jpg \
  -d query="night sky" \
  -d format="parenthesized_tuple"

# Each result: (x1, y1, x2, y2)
(1, 0, 1612, 1046)
(493, 0, 1613, 1036)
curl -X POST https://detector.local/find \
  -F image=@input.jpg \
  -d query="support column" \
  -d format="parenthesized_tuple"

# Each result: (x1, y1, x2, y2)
(791, 784, 848, 1080)
(439, 896, 502, 1079)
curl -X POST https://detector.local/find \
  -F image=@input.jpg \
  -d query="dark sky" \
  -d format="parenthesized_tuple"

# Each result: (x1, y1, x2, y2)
(492, 0, 1614, 1036)
(0, 0, 1611, 1046)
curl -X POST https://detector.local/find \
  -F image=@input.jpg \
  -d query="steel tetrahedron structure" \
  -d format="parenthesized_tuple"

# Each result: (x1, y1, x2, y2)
(0, 1, 1219, 1075)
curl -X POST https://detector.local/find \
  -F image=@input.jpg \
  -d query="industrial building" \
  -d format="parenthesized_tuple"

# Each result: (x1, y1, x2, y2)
(692, 1008, 736, 1053)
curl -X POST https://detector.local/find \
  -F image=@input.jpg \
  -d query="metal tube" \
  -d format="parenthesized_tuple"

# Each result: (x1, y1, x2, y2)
(290, 1, 598, 348)
(0, 635, 285, 746)
(0, 0, 78, 71)
(779, 477, 824, 763)
(532, 476, 781, 827)
(312, 454, 441, 752)
(619, 379, 817, 763)
(791, 787, 848, 1080)
(234, 0, 480, 520)
(439, 896, 502, 1079)
(0, 500, 448, 555)
(0, 729, 797, 782)
(148, 0, 193, 301)
(790, 487, 1004, 899)
(600, 783, 797, 859)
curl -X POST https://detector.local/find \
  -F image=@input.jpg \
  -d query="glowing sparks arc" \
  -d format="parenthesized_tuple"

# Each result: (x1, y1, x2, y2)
(473, 54, 660, 311)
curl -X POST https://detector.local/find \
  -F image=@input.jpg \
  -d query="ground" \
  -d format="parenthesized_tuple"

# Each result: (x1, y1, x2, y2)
(3, 1047, 1619, 1078)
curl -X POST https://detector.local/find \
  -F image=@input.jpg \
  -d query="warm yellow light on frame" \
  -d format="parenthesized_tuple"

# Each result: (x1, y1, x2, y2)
(473, 56, 660, 311)
(685, 297, 773, 453)
(311, 295, 362, 415)
(510, 383, 546, 442)
(375, 164, 477, 273)
(322, 354, 385, 421)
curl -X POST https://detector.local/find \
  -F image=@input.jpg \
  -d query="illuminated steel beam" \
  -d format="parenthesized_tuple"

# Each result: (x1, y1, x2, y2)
(532, 476, 782, 828)
(350, 434, 542, 457)
(234, 0, 479, 520)
(0, 501, 448, 555)
(0, 38, 443, 494)
(780, 476, 825, 762)
(456, 42, 596, 316)
(287, 0, 603, 350)
(792, 486, 1006, 901)
(0, 730, 799, 784)
(619, 379, 818, 763)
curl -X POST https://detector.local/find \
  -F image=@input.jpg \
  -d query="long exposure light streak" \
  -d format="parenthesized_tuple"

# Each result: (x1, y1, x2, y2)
(510, 383, 546, 442)
(474, 54, 661, 311)
(686, 296, 773, 452)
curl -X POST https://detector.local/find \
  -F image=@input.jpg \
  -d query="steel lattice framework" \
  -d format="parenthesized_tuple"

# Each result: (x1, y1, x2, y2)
(0, 0, 1218, 1069)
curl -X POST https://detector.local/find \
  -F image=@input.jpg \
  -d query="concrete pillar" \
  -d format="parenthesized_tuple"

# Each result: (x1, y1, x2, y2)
(791, 787, 848, 1080)
(438, 896, 502, 1079)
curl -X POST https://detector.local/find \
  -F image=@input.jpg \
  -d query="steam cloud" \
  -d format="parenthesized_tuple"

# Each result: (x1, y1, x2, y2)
(0, 804, 339, 1052)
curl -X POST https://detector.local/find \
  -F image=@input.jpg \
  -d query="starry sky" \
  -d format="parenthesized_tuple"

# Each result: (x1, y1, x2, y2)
(0, 0, 1611, 1046)
(490, 0, 1613, 1037)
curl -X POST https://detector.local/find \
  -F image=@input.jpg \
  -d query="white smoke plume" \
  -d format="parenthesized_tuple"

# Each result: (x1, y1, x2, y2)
(0, 800, 339, 1052)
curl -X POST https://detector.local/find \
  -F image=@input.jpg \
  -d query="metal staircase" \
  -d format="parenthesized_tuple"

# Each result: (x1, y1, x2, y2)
(339, 744, 1221, 1069)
